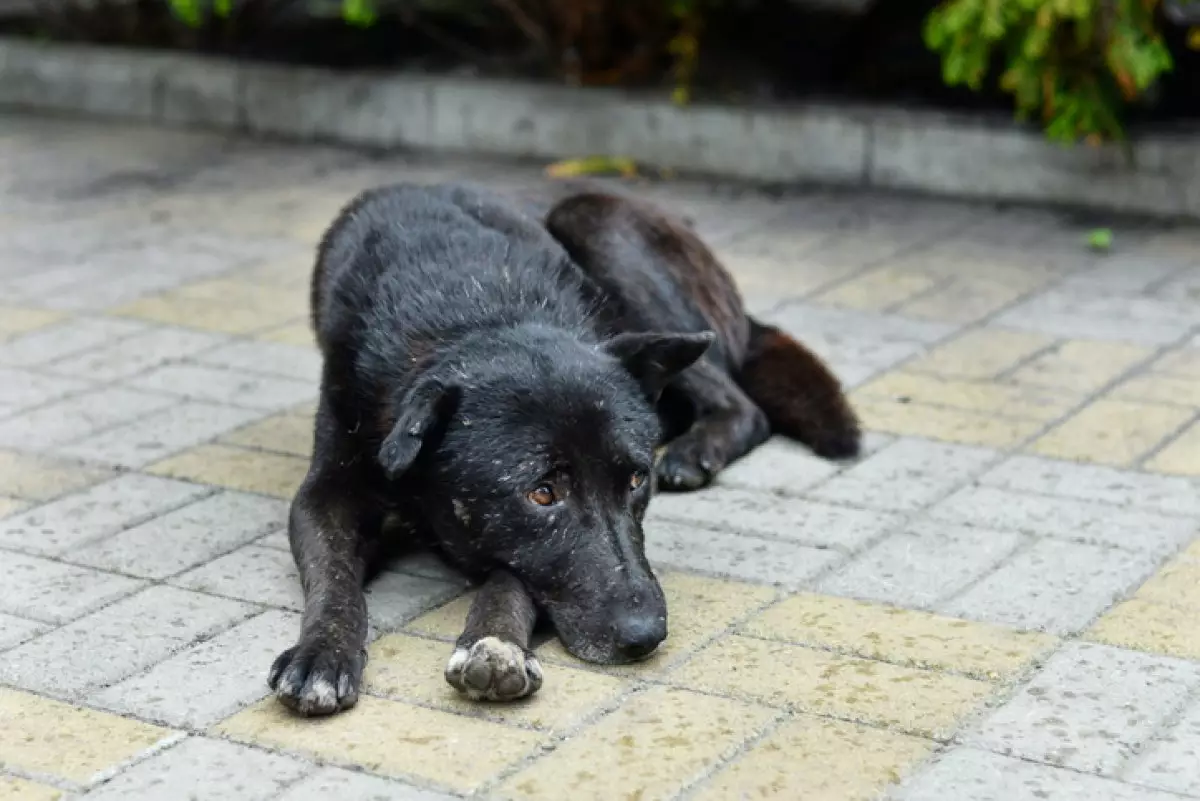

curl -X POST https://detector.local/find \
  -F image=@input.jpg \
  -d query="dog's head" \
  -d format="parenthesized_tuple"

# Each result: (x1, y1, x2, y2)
(378, 325, 711, 663)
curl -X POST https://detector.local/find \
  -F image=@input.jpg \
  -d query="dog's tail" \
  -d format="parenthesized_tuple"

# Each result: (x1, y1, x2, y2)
(735, 317, 861, 460)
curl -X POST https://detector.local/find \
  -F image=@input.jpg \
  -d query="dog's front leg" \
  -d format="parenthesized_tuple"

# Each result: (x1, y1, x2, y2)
(269, 482, 373, 717)
(445, 568, 543, 701)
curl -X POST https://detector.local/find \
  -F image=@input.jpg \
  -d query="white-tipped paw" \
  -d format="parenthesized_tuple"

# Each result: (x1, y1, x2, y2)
(444, 636, 543, 702)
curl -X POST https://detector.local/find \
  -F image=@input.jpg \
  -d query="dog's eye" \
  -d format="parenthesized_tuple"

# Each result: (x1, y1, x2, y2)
(629, 470, 648, 491)
(527, 484, 558, 506)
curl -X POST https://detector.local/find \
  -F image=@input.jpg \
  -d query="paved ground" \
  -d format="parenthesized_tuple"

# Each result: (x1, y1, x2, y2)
(0, 113, 1197, 801)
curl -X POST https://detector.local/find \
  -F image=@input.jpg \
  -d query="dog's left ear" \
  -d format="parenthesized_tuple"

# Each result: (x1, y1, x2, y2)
(378, 374, 459, 481)
(605, 331, 714, 402)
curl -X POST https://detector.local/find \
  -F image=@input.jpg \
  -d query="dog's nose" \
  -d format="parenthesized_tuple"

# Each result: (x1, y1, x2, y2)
(613, 613, 666, 660)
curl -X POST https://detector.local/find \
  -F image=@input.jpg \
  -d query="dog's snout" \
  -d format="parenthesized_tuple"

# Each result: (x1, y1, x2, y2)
(612, 612, 666, 660)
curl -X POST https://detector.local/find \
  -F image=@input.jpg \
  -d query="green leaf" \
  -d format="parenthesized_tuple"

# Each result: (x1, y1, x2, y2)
(1086, 228, 1114, 250)
(342, 0, 377, 27)
(214, 0, 232, 17)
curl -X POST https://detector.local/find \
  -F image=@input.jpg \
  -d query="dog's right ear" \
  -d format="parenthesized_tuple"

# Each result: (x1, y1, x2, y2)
(377, 375, 458, 481)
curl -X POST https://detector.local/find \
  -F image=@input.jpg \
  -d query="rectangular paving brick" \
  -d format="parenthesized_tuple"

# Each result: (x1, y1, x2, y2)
(743, 593, 1056, 681)
(57, 401, 266, 468)
(0, 473, 211, 556)
(0, 611, 47, 651)
(0, 448, 113, 501)
(0, 366, 91, 415)
(905, 328, 1053, 379)
(979, 454, 1200, 517)
(365, 632, 626, 732)
(691, 715, 933, 801)
(817, 521, 1025, 609)
(1029, 399, 1193, 467)
(808, 438, 998, 512)
(0, 306, 65, 342)
(0, 776, 62, 801)
(1089, 599, 1200, 662)
(0, 387, 176, 451)
(1145, 419, 1200, 476)
(0, 687, 173, 786)
(216, 695, 544, 794)
(1123, 695, 1200, 796)
(110, 294, 301, 336)
(965, 642, 1200, 775)
(127, 363, 316, 410)
(497, 685, 776, 801)
(0, 585, 254, 697)
(645, 519, 841, 588)
(0, 316, 148, 366)
(996, 291, 1195, 345)
(931, 485, 1197, 556)
(813, 265, 941, 312)
(220, 410, 314, 457)
(855, 371, 1080, 421)
(716, 438, 843, 494)
(90, 609, 298, 729)
(893, 747, 1182, 801)
(70, 491, 287, 579)
(670, 634, 992, 739)
(1112, 372, 1200, 407)
(1008, 339, 1152, 393)
(0, 551, 143, 624)
(82, 737, 310, 801)
(195, 340, 321, 383)
(43, 326, 231, 382)
(854, 398, 1044, 449)
(940, 539, 1160, 634)
(147, 443, 309, 498)
(647, 486, 897, 551)
(278, 767, 458, 801)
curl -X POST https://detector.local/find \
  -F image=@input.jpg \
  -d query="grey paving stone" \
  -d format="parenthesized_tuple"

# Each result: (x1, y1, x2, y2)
(1124, 694, 1200, 796)
(0, 611, 47, 650)
(127, 364, 317, 410)
(81, 736, 311, 801)
(716, 438, 847, 495)
(44, 327, 232, 382)
(965, 642, 1200, 776)
(0, 316, 149, 366)
(931, 485, 1197, 557)
(939, 539, 1161, 634)
(70, 491, 289, 579)
(90, 609, 299, 729)
(0, 585, 254, 697)
(0, 387, 176, 451)
(56, 401, 266, 468)
(172, 544, 302, 610)
(0, 551, 144, 623)
(808, 438, 999, 512)
(816, 521, 1025, 609)
(645, 519, 841, 588)
(0, 473, 212, 556)
(648, 486, 898, 552)
(278, 767, 460, 801)
(980, 455, 1200, 518)
(194, 340, 322, 384)
(0, 366, 91, 414)
(890, 747, 1183, 801)
(996, 290, 1196, 345)
(364, 571, 463, 632)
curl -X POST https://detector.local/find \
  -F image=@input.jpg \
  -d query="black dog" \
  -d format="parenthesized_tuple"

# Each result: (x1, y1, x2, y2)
(268, 182, 859, 716)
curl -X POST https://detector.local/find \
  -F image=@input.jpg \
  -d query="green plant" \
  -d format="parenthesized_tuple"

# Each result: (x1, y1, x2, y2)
(924, 0, 1175, 143)
(165, 0, 376, 27)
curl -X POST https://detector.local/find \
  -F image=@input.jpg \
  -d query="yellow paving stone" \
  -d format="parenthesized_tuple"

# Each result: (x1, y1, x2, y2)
(718, 252, 851, 299)
(668, 635, 992, 739)
(215, 695, 543, 794)
(172, 278, 309, 318)
(1009, 340, 1152, 393)
(1144, 420, 1200, 476)
(1088, 599, 1200, 661)
(1029, 399, 1193, 467)
(221, 412, 315, 458)
(496, 686, 776, 801)
(854, 371, 1080, 421)
(1154, 348, 1200, 378)
(897, 278, 1038, 324)
(255, 322, 315, 348)
(905, 329, 1054, 380)
(742, 593, 1056, 681)
(0, 449, 113, 501)
(365, 633, 627, 731)
(691, 715, 934, 801)
(1110, 373, 1200, 407)
(146, 444, 309, 498)
(1134, 543, 1200, 609)
(239, 259, 313, 288)
(404, 593, 473, 641)
(0, 307, 66, 342)
(0, 776, 62, 801)
(110, 295, 297, 335)
(813, 267, 941, 312)
(0, 496, 29, 518)
(854, 398, 1043, 449)
(0, 688, 172, 785)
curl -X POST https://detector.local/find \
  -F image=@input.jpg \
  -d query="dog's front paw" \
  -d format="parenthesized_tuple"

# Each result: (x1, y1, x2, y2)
(445, 636, 543, 702)
(655, 440, 717, 492)
(268, 640, 365, 717)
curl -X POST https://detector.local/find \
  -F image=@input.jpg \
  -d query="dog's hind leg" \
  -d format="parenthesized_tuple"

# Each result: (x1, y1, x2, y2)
(445, 569, 544, 702)
(656, 359, 771, 492)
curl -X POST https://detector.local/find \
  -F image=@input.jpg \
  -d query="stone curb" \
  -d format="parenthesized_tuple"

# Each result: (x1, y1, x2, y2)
(2, 37, 1198, 219)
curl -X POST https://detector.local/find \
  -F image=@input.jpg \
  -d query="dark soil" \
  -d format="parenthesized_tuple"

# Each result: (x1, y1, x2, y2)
(3, 0, 1198, 128)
